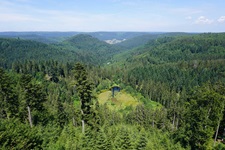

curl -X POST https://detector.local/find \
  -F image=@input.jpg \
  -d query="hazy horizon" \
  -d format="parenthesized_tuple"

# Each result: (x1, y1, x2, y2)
(0, 31, 224, 34)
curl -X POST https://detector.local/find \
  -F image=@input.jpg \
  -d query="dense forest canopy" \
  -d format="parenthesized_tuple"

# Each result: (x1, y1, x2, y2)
(0, 32, 225, 150)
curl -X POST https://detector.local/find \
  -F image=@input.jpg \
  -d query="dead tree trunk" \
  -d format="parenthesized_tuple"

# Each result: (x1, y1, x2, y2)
(82, 120, 85, 134)
(172, 113, 176, 130)
(72, 117, 76, 126)
(81, 110, 85, 134)
(214, 122, 220, 147)
(27, 106, 33, 128)
(176, 117, 179, 130)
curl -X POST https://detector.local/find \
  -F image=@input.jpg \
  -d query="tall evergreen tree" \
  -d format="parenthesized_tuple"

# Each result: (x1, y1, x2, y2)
(0, 68, 18, 119)
(73, 63, 94, 133)
(56, 99, 68, 128)
(95, 129, 112, 150)
(136, 129, 148, 150)
(114, 127, 133, 150)
(175, 83, 225, 149)
(19, 74, 46, 126)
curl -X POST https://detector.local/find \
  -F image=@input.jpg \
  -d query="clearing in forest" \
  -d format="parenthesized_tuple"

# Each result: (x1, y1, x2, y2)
(98, 90, 140, 111)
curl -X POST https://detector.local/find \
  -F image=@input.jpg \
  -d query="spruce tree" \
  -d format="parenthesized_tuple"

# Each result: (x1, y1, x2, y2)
(0, 68, 18, 119)
(114, 127, 133, 150)
(175, 83, 225, 149)
(56, 99, 68, 128)
(80, 127, 95, 150)
(73, 63, 100, 132)
(136, 129, 148, 150)
(19, 74, 46, 126)
(95, 129, 112, 150)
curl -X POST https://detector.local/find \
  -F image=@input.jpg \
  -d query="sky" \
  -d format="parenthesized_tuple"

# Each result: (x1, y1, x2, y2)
(0, 0, 225, 32)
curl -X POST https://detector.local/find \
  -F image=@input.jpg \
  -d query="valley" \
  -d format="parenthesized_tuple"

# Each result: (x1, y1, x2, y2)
(0, 31, 225, 149)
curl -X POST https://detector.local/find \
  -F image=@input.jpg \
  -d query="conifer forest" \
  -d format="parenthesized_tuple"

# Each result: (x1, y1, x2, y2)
(1, 32, 225, 150)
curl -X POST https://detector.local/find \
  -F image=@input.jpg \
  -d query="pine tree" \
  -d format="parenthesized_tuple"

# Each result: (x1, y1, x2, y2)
(136, 129, 148, 150)
(80, 127, 96, 150)
(73, 63, 97, 132)
(56, 99, 68, 128)
(114, 127, 133, 150)
(95, 129, 107, 150)
(0, 118, 43, 149)
(175, 83, 225, 149)
(19, 74, 46, 126)
(0, 68, 18, 119)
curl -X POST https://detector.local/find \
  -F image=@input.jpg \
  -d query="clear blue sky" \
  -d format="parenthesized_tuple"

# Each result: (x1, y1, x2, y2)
(0, 0, 224, 32)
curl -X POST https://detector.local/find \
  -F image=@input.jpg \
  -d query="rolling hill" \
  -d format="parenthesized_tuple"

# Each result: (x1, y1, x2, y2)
(0, 38, 80, 67)
(61, 34, 124, 64)
(1, 31, 225, 150)
(0, 31, 152, 44)
(116, 32, 193, 50)
(113, 33, 225, 66)
(0, 32, 81, 43)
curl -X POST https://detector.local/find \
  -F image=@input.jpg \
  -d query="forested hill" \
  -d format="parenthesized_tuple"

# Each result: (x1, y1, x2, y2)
(0, 31, 152, 43)
(63, 34, 121, 54)
(1, 32, 225, 149)
(0, 32, 81, 43)
(60, 34, 123, 64)
(111, 33, 225, 100)
(101, 33, 225, 149)
(0, 34, 123, 67)
(114, 33, 225, 65)
(0, 38, 79, 67)
(116, 32, 193, 50)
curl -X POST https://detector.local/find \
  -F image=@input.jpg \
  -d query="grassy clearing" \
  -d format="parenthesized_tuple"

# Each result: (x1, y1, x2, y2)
(98, 91, 112, 105)
(97, 88, 162, 112)
(98, 90, 140, 111)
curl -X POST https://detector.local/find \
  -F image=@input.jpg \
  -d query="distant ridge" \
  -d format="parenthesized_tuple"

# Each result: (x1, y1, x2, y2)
(0, 31, 154, 43)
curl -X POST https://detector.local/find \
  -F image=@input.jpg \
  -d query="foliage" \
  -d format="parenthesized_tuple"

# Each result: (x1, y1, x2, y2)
(175, 83, 225, 149)
(0, 119, 43, 150)
(0, 32, 225, 149)
(0, 68, 18, 119)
